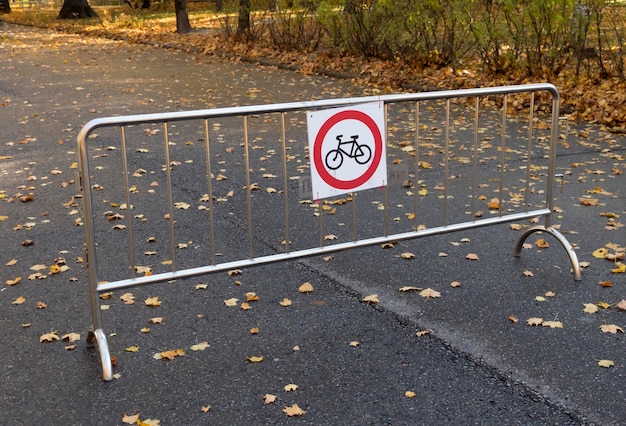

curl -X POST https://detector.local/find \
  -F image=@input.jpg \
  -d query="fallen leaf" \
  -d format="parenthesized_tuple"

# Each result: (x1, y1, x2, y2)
(523, 270, 534, 277)
(190, 342, 210, 351)
(465, 253, 479, 260)
(508, 315, 519, 323)
(419, 288, 441, 298)
(224, 298, 239, 307)
(250, 327, 259, 334)
(526, 317, 544, 326)
(362, 294, 379, 304)
(535, 238, 549, 248)
(349, 341, 359, 347)
(62, 333, 81, 343)
(405, 391, 416, 398)
(200, 406, 211, 413)
(399, 286, 421, 292)
(542, 321, 563, 328)
(598, 359, 615, 368)
(400, 252, 415, 259)
(122, 414, 140, 424)
(616, 300, 626, 311)
(264, 394, 277, 405)
(583, 303, 599, 314)
(284, 383, 298, 392)
(6, 277, 22, 286)
(145, 296, 161, 307)
(125, 346, 140, 352)
(416, 329, 433, 337)
(12, 296, 26, 305)
(610, 263, 626, 274)
(450, 281, 461, 288)
(600, 324, 624, 334)
(247, 355, 264, 363)
(245, 292, 260, 301)
(298, 281, 314, 293)
(149, 317, 163, 324)
(283, 403, 305, 417)
(279, 298, 292, 307)
(40, 332, 60, 342)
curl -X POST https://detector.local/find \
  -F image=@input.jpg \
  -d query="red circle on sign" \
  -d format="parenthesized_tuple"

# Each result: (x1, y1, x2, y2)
(313, 109, 383, 190)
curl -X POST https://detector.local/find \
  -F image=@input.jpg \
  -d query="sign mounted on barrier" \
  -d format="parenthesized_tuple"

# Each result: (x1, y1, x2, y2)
(307, 102, 386, 199)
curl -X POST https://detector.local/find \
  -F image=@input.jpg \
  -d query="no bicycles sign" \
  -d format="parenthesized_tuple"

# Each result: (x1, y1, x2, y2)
(306, 102, 387, 199)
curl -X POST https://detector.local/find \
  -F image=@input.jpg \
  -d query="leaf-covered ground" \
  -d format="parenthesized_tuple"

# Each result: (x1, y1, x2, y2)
(3, 7, 626, 131)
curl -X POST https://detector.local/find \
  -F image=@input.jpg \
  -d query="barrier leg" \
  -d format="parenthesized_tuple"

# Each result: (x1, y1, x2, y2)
(514, 225, 582, 281)
(87, 328, 113, 381)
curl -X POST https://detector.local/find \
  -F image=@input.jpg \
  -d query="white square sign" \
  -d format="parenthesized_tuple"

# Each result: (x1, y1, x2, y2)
(306, 102, 387, 200)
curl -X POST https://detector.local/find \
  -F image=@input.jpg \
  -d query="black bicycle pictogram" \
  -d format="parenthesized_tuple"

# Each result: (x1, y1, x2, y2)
(324, 134, 372, 170)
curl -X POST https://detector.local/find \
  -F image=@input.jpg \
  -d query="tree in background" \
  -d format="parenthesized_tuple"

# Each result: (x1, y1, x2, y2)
(58, 0, 97, 19)
(238, 0, 251, 35)
(174, 0, 192, 33)
(1, 0, 10, 14)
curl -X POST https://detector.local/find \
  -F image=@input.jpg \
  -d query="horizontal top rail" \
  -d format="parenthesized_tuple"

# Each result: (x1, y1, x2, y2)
(77, 83, 559, 140)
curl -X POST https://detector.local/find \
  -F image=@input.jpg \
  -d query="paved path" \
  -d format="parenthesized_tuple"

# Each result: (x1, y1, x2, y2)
(1, 23, 624, 425)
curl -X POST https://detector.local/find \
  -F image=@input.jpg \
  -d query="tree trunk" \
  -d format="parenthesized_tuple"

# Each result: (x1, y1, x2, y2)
(216, 0, 223, 11)
(1, 0, 11, 14)
(141, 0, 150, 9)
(237, 0, 251, 36)
(58, 0, 98, 19)
(344, 0, 358, 14)
(174, 0, 192, 34)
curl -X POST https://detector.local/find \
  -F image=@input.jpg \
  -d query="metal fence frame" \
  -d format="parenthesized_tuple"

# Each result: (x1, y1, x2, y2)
(77, 83, 581, 381)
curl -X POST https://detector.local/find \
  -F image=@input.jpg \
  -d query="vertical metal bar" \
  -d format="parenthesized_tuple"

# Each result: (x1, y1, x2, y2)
(443, 99, 450, 226)
(525, 93, 535, 213)
(78, 129, 103, 333)
(119, 126, 136, 278)
(351, 193, 357, 242)
(203, 118, 216, 265)
(498, 95, 508, 217)
(471, 98, 479, 221)
(544, 91, 561, 228)
(413, 101, 420, 231)
(383, 103, 389, 237)
(163, 122, 176, 271)
(318, 200, 324, 248)
(243, 116, 254, 259)
(280, 113, 290, 253)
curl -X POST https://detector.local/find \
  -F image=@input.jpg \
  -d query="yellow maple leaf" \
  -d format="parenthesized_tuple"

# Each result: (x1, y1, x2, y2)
(284, 383, 298, 392)
(592, 248, 609, 258)
(12, 296, 26, 305)
(465, 253, 479, 260)
(149, 317, 163, 324)
(600, 324, 624, 334)
(400, 252, 415, 259)
(240, 302, 251, 310)
(362, 294, 379, 304)
(125, 346, 140, 352)
(598, 359, 615, 368)
(264, 394, 277, 405)
(416, 329, 433, 337)
(419, 288, 441, 299)
(583, 303, 599, 313)
(224, 297, 239, 307)
(121, 413, 140, 424)
(40, 332, 60, 342)
(399, 286, 421, 292)
(405, 391, 416, 398)
(245, 292, 260, 301)
(62, 333, 81, 343)
(610, 263, 626, 273)
(283, 403, 305, 417)
(190, 342, 210, 351)
(526, 317, 543, 326)
(349, 341, 359, 347)
(247, 356, 264, 363)
(298, 281, 314, 293)
(279, 298, 292, 307)
(144, 296, 161, 307)
(6, 277, 22, 286)
(200, 405, 211, 413)
(542, 321, 563, 328)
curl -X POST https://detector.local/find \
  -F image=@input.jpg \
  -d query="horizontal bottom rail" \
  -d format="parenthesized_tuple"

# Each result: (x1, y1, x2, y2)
(97, 209, 555, 293)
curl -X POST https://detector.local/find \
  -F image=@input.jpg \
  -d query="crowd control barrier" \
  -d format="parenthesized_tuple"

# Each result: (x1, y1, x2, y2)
(77, 83, 581, 380)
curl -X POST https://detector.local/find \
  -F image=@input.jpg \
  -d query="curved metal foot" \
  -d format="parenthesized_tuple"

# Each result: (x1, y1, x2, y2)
(514, 225, 581, 281)
(87, 328, 113, 381)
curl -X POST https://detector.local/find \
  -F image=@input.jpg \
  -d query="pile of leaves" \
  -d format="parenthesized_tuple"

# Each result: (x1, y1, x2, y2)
(3, 7, 626, 131)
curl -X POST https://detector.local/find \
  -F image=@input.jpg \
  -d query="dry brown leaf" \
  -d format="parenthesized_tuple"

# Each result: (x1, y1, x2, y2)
(279, 298, 292, 307)
(526, 317, 544, 326)
(264, 394, 277, 405)
(298, 281, 314, 293)
(362, 294, 380, 304)
(616, 300, 626, 311)
(224, 298, 239, 307)
(283, 403, 305, 417)
(583, 303, 599, 314)
(12, 296, 26, 305)
(419, 288, 441, 299)
(284, 383, 298, 392)
(145, 296, 161, 307)
(598, 359, 615, 368)
(600, 324, 624, 334)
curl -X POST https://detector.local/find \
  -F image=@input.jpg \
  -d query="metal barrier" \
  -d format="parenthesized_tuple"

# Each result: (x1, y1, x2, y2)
(77, 83, 581, 381)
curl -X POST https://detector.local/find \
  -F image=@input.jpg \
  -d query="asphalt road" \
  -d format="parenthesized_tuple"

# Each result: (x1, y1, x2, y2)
(1, 23, 625, 425)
